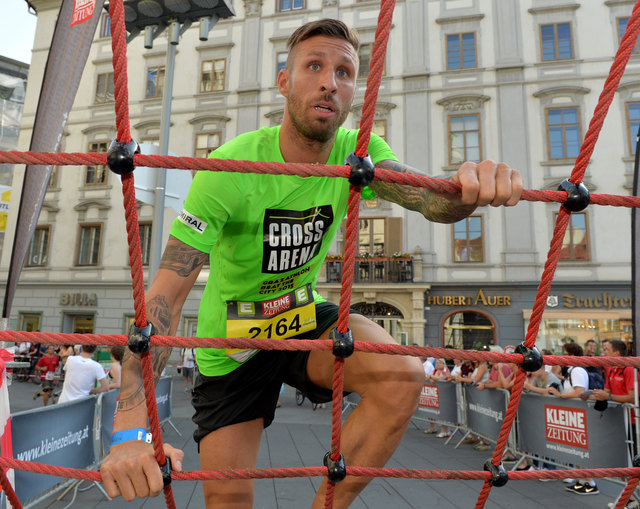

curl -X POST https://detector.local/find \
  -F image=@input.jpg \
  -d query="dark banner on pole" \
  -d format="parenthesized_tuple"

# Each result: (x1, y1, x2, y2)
(417, 382, 457, 423)
(156, 376, 171, 423)
(2, 0, 104, 318)
(11, 397, 96, 503)
(464, 385, 508, 442)
(517, 393, 628, 468)
(100, 389, 118, 458)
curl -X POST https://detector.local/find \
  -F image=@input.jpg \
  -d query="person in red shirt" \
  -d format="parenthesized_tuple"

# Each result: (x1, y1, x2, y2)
(33, 345, 60, 406)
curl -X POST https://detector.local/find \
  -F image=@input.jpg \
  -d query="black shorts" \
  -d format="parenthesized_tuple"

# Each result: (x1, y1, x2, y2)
(191, 301, 358, 443)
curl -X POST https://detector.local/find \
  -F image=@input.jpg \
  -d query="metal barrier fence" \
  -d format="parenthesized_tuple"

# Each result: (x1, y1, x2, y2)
(413, 381, 631, 469)
(5, 376, 175, 508)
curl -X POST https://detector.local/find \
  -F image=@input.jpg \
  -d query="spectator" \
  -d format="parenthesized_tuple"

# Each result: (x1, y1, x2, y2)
(427, 359, 451, 438)
(447, 358, 465, 380)
(524, 365, 562, 395)
(475, 346, 512, 391)
(584, 339, 597, 357)
(27, 343, 43, 382)
(33, 345, 60, 406)
(422, 357, 438, 434)
(58, 344, 76, 366)
(58, 345, 108, 403)
(548, 342, 598, 495)
(106, 346, 125, 391)
(180, 347, 196, 394)
(592, 340, 638, 508)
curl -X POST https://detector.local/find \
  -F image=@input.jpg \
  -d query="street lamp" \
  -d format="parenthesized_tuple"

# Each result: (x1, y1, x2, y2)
(104, 0, 235, 279)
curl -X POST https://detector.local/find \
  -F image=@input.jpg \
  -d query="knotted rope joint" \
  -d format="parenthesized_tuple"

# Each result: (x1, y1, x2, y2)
(161, 458, 172, 488)
(329, 326, 354, 358)
(128, 321, 156, 354)
(515, 343, 543, 372)
(107, 138, 140, 175)
(323, 452, 347, 482)
(483, 461, 508, 487)
(345, 152, 375, 187)
(558, 179, 590, 212)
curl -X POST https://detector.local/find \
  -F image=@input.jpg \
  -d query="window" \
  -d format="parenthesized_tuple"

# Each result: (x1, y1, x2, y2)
(359, 218, 386, 255)
(86, 141, 109, 185)
(145, 66, 165, 98)
(184, 317, 198, 337)
(547, 107, 580, 159)
(452, 216, 483, 263)
(100, 13, 111, 38)
(76, 224, 102, 266)
(26, 226, 50, 267)
(278, 0, 303, 11)
(558, 211, 589, 261)
(95, 72, 114, 103)
(276, 52, 287, 83)
(19, 313, 41, 332)
(47, 166, 59, 189)
(139, 222, 152, 266)
(200, 59, 226, 93)
(617, 17, 640, 53)
(446, 33, 477, 70)
(358, 43, 374, 79)
(448, 114, 481, 164)
(195, 132, 221, 158)
(356, 119, 387, 142)
(627, 102, 640, 155)
(540, 23, 573, 61)
(443, 311, 495, 350)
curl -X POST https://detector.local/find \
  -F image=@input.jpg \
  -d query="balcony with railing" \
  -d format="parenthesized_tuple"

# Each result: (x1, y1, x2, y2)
(324, 254, 413, 283)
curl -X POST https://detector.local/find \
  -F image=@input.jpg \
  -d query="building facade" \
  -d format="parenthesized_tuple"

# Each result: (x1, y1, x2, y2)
(0, 0, 637, 353)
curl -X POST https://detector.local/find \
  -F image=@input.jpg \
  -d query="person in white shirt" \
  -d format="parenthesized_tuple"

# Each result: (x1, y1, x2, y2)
(58, 344, 109, 403)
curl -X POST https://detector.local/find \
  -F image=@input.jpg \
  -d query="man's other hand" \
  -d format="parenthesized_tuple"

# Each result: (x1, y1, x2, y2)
(450, 160, 523, 208)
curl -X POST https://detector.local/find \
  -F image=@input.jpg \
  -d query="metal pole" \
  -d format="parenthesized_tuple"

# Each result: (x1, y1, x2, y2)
(149, 29, 177, 280)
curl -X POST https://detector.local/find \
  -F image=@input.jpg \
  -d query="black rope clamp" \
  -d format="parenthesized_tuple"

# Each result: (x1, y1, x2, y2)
(323, 452, 347, 482)
(483, 460, 508, 487)
(128, 321, 156, 354)
(514, 342, 543, 372)
(345, 152, 375, 187)
(633, 455, 640, 468)
(558, 179, 590, 212)
(107, 138, 140, 175)
(160, 458, 172, 488)
(329, 326, 354, 358)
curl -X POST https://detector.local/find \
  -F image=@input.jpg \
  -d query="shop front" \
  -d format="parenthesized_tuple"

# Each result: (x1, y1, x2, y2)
(424, 283, 633, 354)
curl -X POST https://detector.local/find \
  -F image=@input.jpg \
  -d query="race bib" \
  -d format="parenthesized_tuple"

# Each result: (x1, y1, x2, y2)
(225, 284, 316, 362)
(45, 370, 54, 381)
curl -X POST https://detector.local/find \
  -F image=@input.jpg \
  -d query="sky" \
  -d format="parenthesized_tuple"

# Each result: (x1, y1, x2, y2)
(1, 0, 38, 64)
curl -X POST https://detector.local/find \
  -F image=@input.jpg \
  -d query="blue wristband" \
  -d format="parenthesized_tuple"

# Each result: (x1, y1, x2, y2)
(111, 428, 151, 446)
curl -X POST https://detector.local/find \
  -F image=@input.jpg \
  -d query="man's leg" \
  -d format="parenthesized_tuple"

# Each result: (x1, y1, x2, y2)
(200, 418, 264, 508)
(306, 314, 424, 508)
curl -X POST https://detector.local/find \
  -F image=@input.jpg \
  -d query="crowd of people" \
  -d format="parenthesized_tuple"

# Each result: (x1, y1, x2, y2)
(420, 338, 638, 502)
(13, 343, 124, 406)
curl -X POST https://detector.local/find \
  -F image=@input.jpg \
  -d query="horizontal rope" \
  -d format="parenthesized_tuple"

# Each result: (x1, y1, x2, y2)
(2, 150, 640, 209)
(2, 330, 639, 368)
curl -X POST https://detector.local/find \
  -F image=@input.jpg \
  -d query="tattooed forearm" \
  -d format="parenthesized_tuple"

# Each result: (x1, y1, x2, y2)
(159, 236, 208, 277)
(370, 160, 475, 224)
(147, 295, 171, 335)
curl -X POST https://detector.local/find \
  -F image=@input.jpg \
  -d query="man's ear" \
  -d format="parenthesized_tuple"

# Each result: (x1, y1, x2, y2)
(278, 68, 290, 98)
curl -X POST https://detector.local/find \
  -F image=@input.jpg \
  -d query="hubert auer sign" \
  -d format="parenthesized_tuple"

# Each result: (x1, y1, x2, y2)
(426, 289, 511, 307)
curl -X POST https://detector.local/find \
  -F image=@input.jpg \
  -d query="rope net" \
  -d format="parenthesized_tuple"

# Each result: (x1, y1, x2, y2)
(0, 0, 639, 508)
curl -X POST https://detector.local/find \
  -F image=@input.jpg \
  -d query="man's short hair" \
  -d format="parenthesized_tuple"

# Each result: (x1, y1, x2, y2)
(609, 339, 628, 356)
(82, 344, 97, 354)
(585, 339, 596, 346)
(563, 342, 583, 357)
(286, 18, 360, 57)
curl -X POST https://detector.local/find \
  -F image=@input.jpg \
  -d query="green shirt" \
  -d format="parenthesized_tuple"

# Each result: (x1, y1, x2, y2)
(170, 125, 397, 376)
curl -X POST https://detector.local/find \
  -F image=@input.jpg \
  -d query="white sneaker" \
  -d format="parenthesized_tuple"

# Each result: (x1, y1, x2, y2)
(563, 478, 576, 484)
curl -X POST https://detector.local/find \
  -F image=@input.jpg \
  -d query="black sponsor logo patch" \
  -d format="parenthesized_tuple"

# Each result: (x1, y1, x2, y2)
(262, 205, 333, 273)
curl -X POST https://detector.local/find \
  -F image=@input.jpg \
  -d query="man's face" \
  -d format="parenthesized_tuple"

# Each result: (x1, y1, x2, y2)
(585, 341, 596, 356)
(46, 346, 55, 356)
(601, 341, 612, 356)
(279, 35, 358, 142)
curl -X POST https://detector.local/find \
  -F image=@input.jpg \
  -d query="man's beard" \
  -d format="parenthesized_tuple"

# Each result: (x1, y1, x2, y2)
(287, 92, 349, 143)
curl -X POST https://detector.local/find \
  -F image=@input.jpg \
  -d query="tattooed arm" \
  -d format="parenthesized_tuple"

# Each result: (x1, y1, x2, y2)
(100, 235, 207, 501)
(370, 160, 523, 224)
